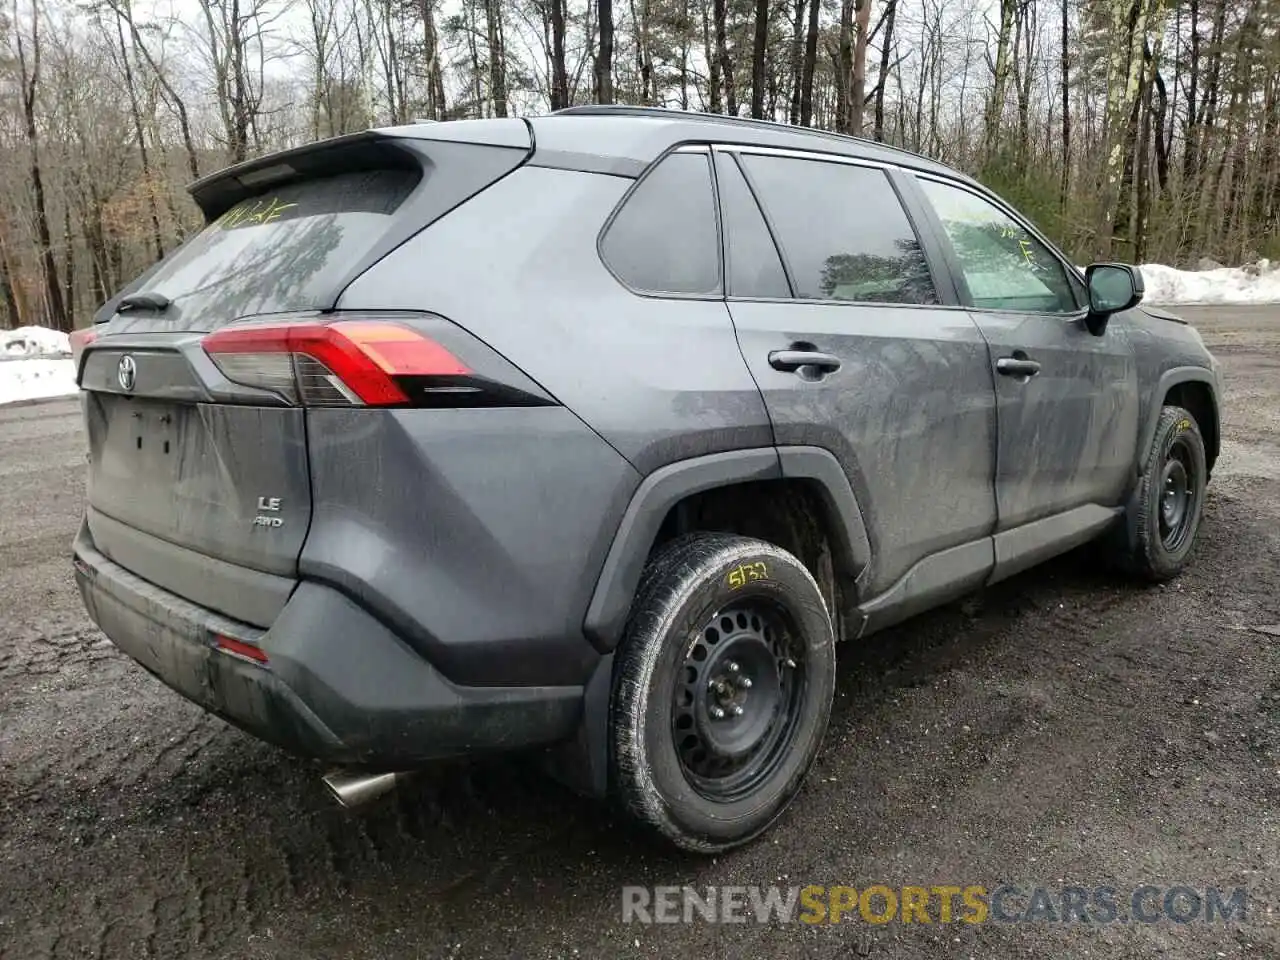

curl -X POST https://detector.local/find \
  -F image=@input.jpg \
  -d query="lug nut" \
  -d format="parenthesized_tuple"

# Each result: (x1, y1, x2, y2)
(727, 661, 740, 673)
(731, 705, 745, 717)
(737, 676, 753, 689)
(710, 706, 726, 719)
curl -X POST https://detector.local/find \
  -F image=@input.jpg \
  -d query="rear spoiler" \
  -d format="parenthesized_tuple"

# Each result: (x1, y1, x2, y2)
(188, 119, 534, 221)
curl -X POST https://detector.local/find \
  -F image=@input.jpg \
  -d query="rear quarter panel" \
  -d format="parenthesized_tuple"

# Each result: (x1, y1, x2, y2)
(299, 406, 638, 686)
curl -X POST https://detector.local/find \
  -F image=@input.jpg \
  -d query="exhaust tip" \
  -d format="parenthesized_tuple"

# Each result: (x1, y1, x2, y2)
(322, 770, 401, 809)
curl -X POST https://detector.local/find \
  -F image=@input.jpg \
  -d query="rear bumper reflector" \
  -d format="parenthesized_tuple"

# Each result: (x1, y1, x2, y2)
(213, 633, 270, 666)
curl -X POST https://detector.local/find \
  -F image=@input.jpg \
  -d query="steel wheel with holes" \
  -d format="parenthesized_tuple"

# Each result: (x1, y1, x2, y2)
(1124, 404, 1209, 582)
(610, 532, 836, 853)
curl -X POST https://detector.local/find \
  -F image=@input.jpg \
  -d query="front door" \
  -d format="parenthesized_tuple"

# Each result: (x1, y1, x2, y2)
(910, 176, 1140, 570)
(715, 147, 1000, 618)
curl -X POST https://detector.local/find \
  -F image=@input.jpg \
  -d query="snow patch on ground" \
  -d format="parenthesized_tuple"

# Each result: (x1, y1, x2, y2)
(1139, 261, 1280, 305)
(0, 326, 77, 406)
(0, 358, 78, 406)
(2, 325, 71, 358)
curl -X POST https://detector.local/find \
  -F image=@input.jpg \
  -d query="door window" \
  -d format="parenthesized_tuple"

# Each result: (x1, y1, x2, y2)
(918, 178, 1080, 314)
(714, 153, 791, 299)
(739, 154, 938, 305)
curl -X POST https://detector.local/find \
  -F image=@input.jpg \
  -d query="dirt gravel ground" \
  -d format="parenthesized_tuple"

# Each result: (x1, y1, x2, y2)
(2, 305, 1280, 960)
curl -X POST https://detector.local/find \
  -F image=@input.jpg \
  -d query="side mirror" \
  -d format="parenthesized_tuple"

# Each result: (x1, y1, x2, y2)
(1083, 263, 1144, 335)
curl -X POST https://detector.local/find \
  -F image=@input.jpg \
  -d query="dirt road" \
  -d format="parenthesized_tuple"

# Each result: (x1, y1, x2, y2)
(2, 306, 1279, 959)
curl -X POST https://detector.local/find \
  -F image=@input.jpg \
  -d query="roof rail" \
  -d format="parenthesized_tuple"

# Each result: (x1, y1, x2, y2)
(549, 104, 928, 165)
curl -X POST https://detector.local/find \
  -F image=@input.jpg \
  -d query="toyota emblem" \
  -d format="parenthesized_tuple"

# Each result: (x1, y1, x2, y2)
(117, 355, 137, 392)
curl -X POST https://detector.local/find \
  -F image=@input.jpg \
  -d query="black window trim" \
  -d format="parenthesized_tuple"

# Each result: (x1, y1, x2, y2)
(717, 150, 797, 299)
(596, 142, 726, 301)
(911, 170, 1090, 319)
(712, 143, 951, 310)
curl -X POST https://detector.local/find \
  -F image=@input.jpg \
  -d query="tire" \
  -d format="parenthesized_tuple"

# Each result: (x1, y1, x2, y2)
(1123, 404, 1208, 582)
(610, 532, 836, 854)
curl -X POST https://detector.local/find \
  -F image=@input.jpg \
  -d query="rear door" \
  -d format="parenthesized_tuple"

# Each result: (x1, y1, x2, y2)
(716, 146, 999, 620)
(78, 130, 531, 627)
(908, 174, 1139, 564)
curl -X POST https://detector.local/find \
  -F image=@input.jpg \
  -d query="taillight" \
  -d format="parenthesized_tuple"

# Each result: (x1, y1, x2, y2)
(202, 318, 472, 407)
(69, 327, 97, 365)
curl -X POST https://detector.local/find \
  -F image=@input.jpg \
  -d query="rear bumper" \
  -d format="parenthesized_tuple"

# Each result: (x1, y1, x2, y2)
(73, 522, 585, 766)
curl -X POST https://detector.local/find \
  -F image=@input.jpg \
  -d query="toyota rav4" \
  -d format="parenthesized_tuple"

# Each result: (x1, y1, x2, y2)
(70, 106, 1221, 853)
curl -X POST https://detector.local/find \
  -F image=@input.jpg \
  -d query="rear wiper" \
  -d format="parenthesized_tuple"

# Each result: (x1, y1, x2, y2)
(116, 291, 171, 313)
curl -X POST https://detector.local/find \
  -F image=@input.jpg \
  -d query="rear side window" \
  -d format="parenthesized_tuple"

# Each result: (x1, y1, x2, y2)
(601, 152, 721, 296)
(740, 154, 938, 305)
(137, 169, 421, 320)
(715, 153, 791, 299)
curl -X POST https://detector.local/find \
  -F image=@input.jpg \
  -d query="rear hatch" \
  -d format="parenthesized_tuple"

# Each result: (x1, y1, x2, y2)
(78, 122, 533, 627)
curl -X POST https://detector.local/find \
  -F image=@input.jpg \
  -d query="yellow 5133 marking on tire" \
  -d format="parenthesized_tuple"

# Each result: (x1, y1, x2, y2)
(1178, 418, 1192, 431)
(727, 561, 768, 589)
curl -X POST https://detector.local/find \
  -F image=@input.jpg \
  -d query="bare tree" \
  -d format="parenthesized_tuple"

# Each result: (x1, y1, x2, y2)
(596, 0, 614, 102)
(13, 0, 67, 330)
(750, 0, 768, 117)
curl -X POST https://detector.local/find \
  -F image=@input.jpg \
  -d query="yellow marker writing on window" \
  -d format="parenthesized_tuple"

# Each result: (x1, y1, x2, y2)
(218, 196, 298, 230)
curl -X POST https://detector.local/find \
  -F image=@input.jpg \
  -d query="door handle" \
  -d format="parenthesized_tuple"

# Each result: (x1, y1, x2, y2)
(769, 350, 842, 374)
(996, 357, 1041, 378)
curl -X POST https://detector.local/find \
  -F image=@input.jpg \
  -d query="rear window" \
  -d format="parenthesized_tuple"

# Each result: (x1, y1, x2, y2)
(136, 168, 420, 320)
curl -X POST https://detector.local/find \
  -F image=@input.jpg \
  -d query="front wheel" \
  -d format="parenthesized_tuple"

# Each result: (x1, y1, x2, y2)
(610, 533, 836, 854)
(1123, 404, 1209, 581)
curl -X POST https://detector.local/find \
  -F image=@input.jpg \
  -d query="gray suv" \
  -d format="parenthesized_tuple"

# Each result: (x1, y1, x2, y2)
(71, 106, 1221, 853)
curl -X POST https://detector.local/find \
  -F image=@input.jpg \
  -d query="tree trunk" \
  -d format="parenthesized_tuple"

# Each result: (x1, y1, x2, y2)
(679, 0, 691, 109)
(850, 0, 872, 135)
(874, 0, 897, 141)
(1060, 0, 1070, 208)
(0, 232, 20, 329)
(632, 0, 653, 105)
(485, 0, 508, 117)
(15, 4, 67, 331)
(1253, 73, 1280, 238)
(1135, 47, 1156, 263)
(596, 0, 614, 103)
(115, 14, 164, 263)
(799, 0, 820, 124)
(1182, 0, 1200, 186)
(550, 0, 568, 108)
(422, 0, 447, 118)
(750, 0, 769, 118)
(789, 0, 806, 123)
(1151, 43, 1170, 193)
(1102, 0, 1169, 258)
(704, 0, 721, 111)
(1223, 1, 1259, 260)
(985, 0, 1016, 159)
(834, 0, 854, 132)
(1013, 0, 1035, 160)
(465, 0, 484, 115)
(62, 201, 75, 323)
(110, 0, 200, 180)
(714, 0, 735, 115)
